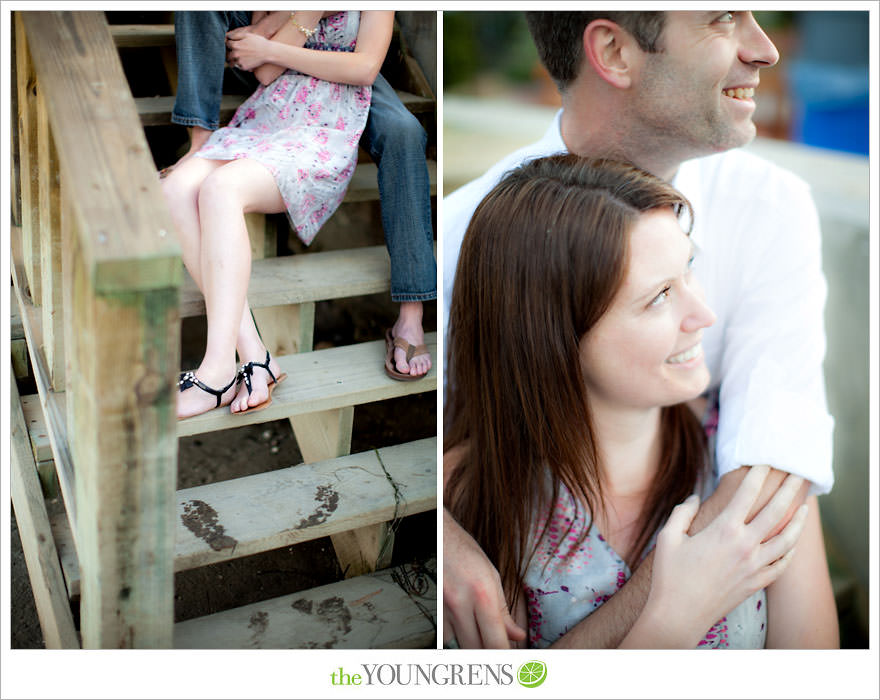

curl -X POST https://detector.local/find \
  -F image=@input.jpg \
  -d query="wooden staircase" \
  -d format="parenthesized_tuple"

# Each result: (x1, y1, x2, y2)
(10, 11, 437, 649)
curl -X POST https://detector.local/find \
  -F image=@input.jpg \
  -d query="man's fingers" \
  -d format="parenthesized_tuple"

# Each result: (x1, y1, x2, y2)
(723, 464, 771, 522)
(473, 605, 515, 649)
(659, 494, 700, 544)
(747, 474, 805, 540)
(443, 617, 456, 646)
(758, 502, 808, 567)
(505, 614, 527, 642)
(449, 610, 484, 649)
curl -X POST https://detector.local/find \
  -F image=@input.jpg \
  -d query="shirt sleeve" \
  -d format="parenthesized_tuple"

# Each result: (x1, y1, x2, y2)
(713, 166, 834, 494)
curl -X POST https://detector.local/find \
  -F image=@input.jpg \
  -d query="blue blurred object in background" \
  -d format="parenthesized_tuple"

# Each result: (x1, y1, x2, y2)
(787, 11, 869, 155)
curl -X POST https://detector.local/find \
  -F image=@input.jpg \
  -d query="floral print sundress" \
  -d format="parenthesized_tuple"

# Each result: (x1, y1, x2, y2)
(196, 11, 369, 245)
(523, 394, 767, 649)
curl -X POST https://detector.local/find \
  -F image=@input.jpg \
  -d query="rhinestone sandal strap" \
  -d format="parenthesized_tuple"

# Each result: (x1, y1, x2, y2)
(178, 371, 238, 408)
(240, 350, 277, 396)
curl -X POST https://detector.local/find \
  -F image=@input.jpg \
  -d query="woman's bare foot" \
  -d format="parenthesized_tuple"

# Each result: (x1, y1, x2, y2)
(177, 363, 239, 419)
(391, 301, 432, 378)
(230, 350, 286, 413)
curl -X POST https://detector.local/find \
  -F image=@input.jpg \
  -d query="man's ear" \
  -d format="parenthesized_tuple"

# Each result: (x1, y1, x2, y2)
(582, 19, 640, 90)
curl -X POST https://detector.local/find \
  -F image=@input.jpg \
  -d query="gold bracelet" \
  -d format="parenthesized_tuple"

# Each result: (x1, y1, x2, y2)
(289, 12, 317, 41)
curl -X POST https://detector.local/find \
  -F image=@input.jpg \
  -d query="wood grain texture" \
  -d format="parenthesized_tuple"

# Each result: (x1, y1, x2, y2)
(177, 334, 436, 438)
(21, 12, 181, 293)
(37, 87, 64, 390)
(174, 558, 436, 649)
(110, 24, 175, 47)
(67, 249, 180, 647)
(133, 89, 434, 126)
(12, 226, 78, 534)
(180, 246, 394, 318)
(52, 438, 435, 589)
(15, 15, 42, 304)
(10, 373, 79, 649)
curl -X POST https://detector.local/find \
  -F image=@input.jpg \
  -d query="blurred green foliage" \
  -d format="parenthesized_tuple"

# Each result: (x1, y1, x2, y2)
(444, 11, 538, 90)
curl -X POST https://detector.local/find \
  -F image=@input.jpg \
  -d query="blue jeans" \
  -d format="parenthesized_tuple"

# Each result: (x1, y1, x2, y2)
(172, 11, 436, 302)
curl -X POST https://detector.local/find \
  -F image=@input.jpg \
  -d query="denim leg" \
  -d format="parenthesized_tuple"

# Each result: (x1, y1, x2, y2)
(363, 74, 436, 302)
(172, 11, 254, 130)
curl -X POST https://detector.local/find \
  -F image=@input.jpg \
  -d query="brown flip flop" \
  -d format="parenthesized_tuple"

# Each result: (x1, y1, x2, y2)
(384, 329, 429, 382)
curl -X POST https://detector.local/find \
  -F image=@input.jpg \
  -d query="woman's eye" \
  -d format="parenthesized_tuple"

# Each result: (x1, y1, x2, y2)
(687, 254, 696, 270)
(717, 11, 735, 23)
(650, 286, 671, 307)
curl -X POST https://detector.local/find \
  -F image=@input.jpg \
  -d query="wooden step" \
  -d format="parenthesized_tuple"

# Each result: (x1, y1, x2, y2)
(178, 334, 437, 438)
(11, 293, 29, 379)
(20, 394, 53, 464)
(11, 300, 25, 340)
(180, 238, 434, 318)
(110, 23, 175, 48)
(49, 438, 436, 596)
(174, 557, 436, 648)
(135, 89, 434, 128)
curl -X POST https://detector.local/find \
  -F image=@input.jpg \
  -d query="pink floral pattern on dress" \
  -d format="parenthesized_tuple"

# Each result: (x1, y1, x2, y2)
(194, 11, 369, 245)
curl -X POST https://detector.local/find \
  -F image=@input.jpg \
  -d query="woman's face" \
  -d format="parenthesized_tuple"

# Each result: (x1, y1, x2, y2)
(578, 207, 716, 412)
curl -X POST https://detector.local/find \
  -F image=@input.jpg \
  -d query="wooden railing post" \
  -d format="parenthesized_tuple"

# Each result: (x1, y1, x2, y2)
(14, 14, 42, 304)
(36, 87, 64, 390)
(21, 11, 182, 648)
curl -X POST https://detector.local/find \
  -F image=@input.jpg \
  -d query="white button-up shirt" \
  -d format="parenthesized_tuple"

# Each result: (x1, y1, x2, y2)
(443, 110, 834, 493)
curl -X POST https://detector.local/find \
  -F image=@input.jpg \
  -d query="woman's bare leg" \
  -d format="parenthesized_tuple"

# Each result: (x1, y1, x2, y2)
(162, 156, 284, 417)
(193, 159, 287, 414)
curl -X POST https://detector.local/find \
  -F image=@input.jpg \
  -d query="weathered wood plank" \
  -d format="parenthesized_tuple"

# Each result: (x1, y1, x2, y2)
(12, 297, 29, 379)
(292, 407, 354, 464)
(110, 23, 175, 47)
(253, 302, 316, 359)
(180, 246, 392, 318)
(15, 14, 42, 304)
(332, 522, 395, 579)
(177, 334, 436, 438)
(37, 85, 65, 390)
(174, 558, 436, 649)
(21, 12, 181, 293)
(11, 19, 21, 226)
(66, 234, 180, 647)
(134, 89, 434, 127)
(20, 394, 53, 464)
(10, 372, 80, 649)
(12, 226, 78, 533)
(51, 439, 435, 593)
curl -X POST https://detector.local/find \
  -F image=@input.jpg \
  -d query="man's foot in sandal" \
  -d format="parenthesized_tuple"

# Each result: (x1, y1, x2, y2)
(386, 303, 432, 380)
(177, 366, 239, 419)
(159, 125, 213, 179)
(231, 350, 287, 414)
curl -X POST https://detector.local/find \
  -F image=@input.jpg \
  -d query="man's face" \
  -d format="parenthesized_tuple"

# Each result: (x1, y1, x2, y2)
(630, 11, 779, 158)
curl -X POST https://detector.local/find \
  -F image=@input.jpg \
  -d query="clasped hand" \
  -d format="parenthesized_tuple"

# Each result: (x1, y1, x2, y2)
(225, 29, 271, 72)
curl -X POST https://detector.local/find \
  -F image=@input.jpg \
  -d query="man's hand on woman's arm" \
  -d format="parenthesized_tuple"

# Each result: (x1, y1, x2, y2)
(443, 508, 526, 648)
(551, 465, 811, 648)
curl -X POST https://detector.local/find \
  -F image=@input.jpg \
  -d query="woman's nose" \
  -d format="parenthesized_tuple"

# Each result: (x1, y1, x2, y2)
(681, 285, 716, 333)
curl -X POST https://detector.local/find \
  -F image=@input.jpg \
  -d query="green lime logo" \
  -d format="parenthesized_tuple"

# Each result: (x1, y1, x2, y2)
(517, 660, 547, 688)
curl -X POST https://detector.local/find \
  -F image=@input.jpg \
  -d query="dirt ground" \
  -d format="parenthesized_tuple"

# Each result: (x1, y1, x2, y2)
(11, 293, 437, 648)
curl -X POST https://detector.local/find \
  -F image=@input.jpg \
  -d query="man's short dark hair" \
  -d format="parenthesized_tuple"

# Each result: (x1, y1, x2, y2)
(525, 11, 666, 91)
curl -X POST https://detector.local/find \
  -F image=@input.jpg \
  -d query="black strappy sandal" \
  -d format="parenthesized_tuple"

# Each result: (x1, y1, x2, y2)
(178, 370, 239, 415)
(237, 350, 288, 414)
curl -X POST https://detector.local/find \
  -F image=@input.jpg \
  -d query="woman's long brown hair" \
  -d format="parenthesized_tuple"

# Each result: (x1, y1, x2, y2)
(445, 155, 708, 611)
